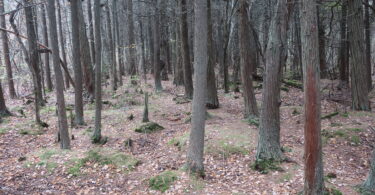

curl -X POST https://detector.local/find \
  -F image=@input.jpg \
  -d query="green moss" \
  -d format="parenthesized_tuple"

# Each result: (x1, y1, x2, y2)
(40, 106, 55, 115)
(135, 122, 164, 133)
(206, 140, 248, 158)
(330, 122, 342, 127)
(67, 149, 139, 176)
(321, 112, 339, 120)
(39, 149, 58, 160)
(0, 127, 8, 135)
(149, 171, 178, 192)
(324, 187, 343, 195)
(281, 146, 292, 153)
(168, 133, 189, 151)
(347, 128, 363, 132)
(283, 79, 302, 89)
(350, 135, 361, 145)
(250, 159, 283, 174)
(246, 116, 260, 127)
(292, 108, 300, 116)
(19, 129, 44, 135)
(341, 112, 349, 118)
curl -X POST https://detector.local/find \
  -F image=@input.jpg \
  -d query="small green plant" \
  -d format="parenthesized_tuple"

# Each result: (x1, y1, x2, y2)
(281, 146, 292, 153)
(292, 108, 300, 116)
(350, 135, 361, 145)
(39, 149, 58, 160)
(246, 116, 260, 127)
(341, 112, 349, 118)
(40, 106, 55, 115)
(324, 187, 343, 195)
(149, 171, 178, 192)
(330, 122, 342, 127)
(347, 128, 363, 132)
(250, 159, 283, 174)
(168, 133, 189, 151)
(0, 127, 8, 135)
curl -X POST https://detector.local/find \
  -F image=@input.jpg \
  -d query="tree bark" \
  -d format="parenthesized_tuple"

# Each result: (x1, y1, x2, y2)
(206, 0, 219, 109)
(106, 5, 117, 91)
(301, 0, 325, 194)
(41, 4, 53, 91)
(238, 0, 258, 118)
(0, 0, 16, 99)
(0, 80, 10, 116)
(127, 0, 137, 76)
(153, 0, 163, 91)
(47, 0, 70, 149)
(180, 0, 193, 99)
(348, 0, 371, 111)
(92, 0, 103, 143)
(70, 0, 85, 125)
(187, 0, 208, 177)
(57, 0, 70, 89)
(78, 0, 95, 99)
(362, 150, 375, 193)
(338, 0, 349, 87)
(256, 0, 287, 161)
(364, 0, 372, 91)
(87, 0, 96, 67)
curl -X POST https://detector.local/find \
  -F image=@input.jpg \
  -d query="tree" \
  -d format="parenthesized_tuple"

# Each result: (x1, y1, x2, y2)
(70, 0, 85, 125)
(78, 0, 95, 99)
(126, 0, 137, 76)
(364, 0, 372, 91)
(23, 0, 44, 124)
(186, 0, 208, 176)
(105, 4, 117, 91)
(206, 0, 219, 109)
(0, 0, 16, 99)
(338, 0, 349, 87)
(180, 0, 193, 99)
(47, 0, 70, 149)
(301, 0, 325, 193)
(362, 150, 375, 193)
(0, 80, 10, 117)
(348, 0, 370, 111)
(92, 0, 103, 144)
(153, 0, 163, 92)
(238, 0, 258, 118)
(41, 4, 53, 92)
(57, 0, 70, 89)
(256, 0, 288, 161)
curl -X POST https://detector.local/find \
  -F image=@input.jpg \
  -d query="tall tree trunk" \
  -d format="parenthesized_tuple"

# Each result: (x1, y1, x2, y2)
(153, 0, 163, 91)
(174, 9, 184, 86)
(106, 5, 117, 91)
(70, 0, 85, 125)
(57, 0, 70, 89)
(206, 0, 219, 109)
(113, 0, 123, 86)
(187, 0, 208, 177)
(301, 0, 325, 193)
(0, 0, 16, 99)
(317, 6, 327, 79)
(41, 5, 53, 91)
(127, 0, 137, 76)
(23, 0, 43, 124)
(92, 0, 103, 143)
(140, 21, 147, 82)
(47, 0, 70, 149)
(87, 0, 96, 66)
(78, 0, 95, 99)
(362, 150, 375, 193)
(348, 0, 371, 111)
(180, 0, 193, 99)
(364, 0, 372, 91)
(338, 0, 349, 87)
(238, 0, 258, 118)
(256, 0, 287, 161)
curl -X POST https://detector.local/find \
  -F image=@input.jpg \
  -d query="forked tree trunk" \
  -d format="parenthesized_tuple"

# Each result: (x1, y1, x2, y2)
(47, 0, 70, 149)
(238, 0, 258, 118)
(301, 0, 325, 194)
(256, 0, 288, 161)
(187, 0, 208, 177)
(348, 0, 371, 111)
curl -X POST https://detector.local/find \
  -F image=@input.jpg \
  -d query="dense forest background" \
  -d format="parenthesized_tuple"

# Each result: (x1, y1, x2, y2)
(0, 0, 374, 194)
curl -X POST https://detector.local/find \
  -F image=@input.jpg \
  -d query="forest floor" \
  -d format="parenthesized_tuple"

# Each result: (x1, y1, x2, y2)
(1, 75, 375, 195)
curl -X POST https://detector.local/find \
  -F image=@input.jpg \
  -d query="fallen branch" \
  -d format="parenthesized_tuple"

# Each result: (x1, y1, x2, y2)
(0, 27, 75, 88)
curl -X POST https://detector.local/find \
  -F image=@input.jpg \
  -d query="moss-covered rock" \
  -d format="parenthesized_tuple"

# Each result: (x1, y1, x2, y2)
(135, 122, 164, 133)
(250, 159, 283, 174)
